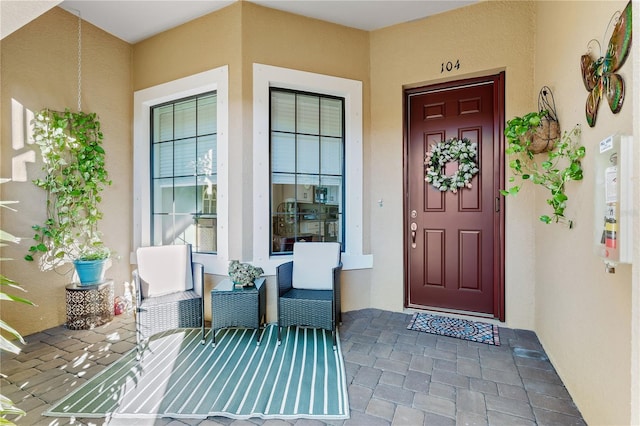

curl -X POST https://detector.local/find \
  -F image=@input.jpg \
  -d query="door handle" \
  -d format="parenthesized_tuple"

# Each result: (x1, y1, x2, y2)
(410, 223, 417, 248)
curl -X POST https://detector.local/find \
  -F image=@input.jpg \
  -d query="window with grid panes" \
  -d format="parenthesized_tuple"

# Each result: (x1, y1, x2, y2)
(151, 92, 217, 252)
(270, 88, 344, 255)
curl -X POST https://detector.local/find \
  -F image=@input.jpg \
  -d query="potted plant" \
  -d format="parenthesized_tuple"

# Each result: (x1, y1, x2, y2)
(502, 112, 585, 228)
(25, 109, 112, 284)
(72, 246, 111, 284)
(503, 110, 561, 155)
(228, 260, 264, 287)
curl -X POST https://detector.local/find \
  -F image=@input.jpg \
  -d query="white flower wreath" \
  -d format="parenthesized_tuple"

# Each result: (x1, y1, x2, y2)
(424, 137, 479, 193)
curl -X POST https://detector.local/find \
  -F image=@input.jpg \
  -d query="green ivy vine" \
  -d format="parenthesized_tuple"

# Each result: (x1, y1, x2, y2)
(25, 109, 111, 269)
(501, 113, 585, 228)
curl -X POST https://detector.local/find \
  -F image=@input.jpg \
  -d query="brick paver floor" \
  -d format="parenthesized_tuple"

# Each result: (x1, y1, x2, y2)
(1, 308, 585, 425)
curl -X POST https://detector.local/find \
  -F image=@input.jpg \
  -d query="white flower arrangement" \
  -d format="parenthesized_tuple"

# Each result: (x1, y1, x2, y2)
(424, 137, 479, 193)
(228, 260, 264, 287)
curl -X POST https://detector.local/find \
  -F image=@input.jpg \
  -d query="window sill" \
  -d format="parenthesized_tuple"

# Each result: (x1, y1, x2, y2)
(193, 252, 373, 276)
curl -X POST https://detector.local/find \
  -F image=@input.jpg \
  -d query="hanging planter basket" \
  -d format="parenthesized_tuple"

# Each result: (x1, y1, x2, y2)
(523, 86, 561, 154)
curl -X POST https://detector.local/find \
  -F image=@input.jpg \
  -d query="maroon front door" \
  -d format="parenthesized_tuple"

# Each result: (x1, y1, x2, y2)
(405, 74, 505, 319)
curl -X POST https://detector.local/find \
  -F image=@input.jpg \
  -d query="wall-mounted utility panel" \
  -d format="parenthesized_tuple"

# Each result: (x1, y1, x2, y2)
(594, 134, 633, 272)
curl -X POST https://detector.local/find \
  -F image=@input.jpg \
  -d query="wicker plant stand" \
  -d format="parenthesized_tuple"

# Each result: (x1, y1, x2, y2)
(210, 277, 266, 347)
(65, 280, 114, 330)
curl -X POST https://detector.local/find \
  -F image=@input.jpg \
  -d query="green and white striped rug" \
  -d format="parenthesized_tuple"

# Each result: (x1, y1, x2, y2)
(44, 325, 349, 421)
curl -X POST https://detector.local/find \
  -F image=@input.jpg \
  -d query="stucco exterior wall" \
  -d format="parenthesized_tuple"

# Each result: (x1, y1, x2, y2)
(240, 2, 373, 314)
(369, 0, 537, 329)
(130, 2, 373, 318)
(533, 1, 636, 424)
(0, 7, 132, 335)
(131, 4, 243, 323)
(632, 2, 640, 424)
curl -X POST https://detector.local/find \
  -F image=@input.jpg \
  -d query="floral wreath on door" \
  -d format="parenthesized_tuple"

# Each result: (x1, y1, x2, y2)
(424, 137, 479, 193)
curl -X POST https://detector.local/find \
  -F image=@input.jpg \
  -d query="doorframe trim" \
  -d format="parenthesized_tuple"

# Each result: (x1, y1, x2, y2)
(402, 72, 506, 321)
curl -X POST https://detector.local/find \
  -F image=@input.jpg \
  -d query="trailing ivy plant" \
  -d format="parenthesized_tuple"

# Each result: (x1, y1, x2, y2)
(25, 109, 112, 270)
(501, 115, 585, 228)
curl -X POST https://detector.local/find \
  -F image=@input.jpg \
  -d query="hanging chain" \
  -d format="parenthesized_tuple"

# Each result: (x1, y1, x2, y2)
(77, 11, 82, 111)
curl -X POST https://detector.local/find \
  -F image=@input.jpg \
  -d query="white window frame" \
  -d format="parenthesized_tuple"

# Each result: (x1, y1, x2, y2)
(133, 66, 229, 274)
(253, 63, 373, 274)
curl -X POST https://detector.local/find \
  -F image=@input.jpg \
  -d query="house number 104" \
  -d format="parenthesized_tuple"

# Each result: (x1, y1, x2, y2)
(441, 60, 460, 73)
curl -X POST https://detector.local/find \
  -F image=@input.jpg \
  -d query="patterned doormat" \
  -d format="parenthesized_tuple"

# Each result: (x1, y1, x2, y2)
(43, 325, 349, 420)
(407, 312, 500, 346)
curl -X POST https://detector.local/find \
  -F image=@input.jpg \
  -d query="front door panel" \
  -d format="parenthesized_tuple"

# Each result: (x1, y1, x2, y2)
(405, 74, 504, 319)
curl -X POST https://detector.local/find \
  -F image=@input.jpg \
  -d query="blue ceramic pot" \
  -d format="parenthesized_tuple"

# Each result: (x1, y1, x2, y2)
(73, 259, 107, 285)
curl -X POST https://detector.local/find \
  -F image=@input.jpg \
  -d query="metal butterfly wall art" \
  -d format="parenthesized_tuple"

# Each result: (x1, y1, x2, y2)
(580, 1, 632, 127)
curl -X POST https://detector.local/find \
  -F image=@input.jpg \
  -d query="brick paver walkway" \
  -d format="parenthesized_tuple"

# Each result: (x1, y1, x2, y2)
(1, 308, 585, 425)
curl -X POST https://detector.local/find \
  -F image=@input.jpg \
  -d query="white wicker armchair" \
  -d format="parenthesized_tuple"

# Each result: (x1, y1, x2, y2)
(133, 244, 205, 347)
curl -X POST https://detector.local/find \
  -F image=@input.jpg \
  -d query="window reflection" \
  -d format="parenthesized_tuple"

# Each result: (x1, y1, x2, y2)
(151, 92, 217, 253)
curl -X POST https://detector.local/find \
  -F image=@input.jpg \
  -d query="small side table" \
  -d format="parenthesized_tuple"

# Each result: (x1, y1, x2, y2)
(210, 277, 266, 347)
(65, 280, 114, 330)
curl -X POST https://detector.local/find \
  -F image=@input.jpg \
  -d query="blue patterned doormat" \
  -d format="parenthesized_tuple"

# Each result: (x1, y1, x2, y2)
(408, 312, 500, 346)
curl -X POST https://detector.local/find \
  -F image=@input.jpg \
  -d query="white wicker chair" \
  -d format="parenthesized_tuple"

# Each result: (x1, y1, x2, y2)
(276, 242, 342, 348)
(133, 244, 205, 348)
